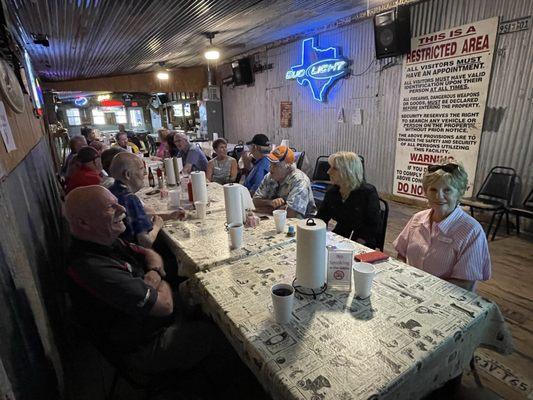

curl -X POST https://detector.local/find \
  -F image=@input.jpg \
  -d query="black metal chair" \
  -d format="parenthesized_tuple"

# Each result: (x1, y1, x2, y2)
(296, 151, 305, 170)
(376, 198, 389, 251)
(509, 188, 533, 236)
(460, 166, 517, 240)
(311, 156, 332, 208)
(229, 143, 245, 161)
(146, 134, 157, 156)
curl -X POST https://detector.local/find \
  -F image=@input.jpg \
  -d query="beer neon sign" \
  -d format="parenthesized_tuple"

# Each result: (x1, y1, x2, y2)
(286, 38, 349, 102)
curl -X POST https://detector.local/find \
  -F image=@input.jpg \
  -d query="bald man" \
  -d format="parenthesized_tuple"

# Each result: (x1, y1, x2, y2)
(108, 153, 170, 247)
(173, 132, 208, 174)
(65, 186, 266, 396)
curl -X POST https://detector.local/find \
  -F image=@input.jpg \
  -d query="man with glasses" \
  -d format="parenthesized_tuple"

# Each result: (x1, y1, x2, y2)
(65, 146, 103, 194)
(253, 146, 316, 218)
(243, 133, 271, 194)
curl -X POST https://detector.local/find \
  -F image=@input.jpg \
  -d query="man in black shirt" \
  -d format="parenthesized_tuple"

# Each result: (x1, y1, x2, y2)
(65, 186, 266, 397)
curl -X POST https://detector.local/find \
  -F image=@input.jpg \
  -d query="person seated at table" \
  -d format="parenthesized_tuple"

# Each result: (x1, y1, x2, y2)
(113, 131, 140, 154)
(393, 162, 491, 291)
(108, 152, 165, 248)
(99, 147, 126, 188)
(60, 135, 87, 177)
(253, 146, 316, 218)
(206, 138, 238, 184)
(65, 146, 103, 194)
(243, 134, 271, 194)
(173, 132, 208, 174)
(88, 139, 108, 155)
(316, 151, 381, 248)
(64, 186, 265, 398)
(155, 127, 171, 159)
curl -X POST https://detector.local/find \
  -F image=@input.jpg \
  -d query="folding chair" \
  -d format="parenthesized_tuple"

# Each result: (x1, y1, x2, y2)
(509, 188, 533, 236)
(311, 156, 332, 208)
(460, 166, 517, 240)
(296, 151, 305, 170)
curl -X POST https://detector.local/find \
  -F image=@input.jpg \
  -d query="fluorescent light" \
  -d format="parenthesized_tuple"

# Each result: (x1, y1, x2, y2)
(157, 71, 169, 80)
(204, 48, 220, 60)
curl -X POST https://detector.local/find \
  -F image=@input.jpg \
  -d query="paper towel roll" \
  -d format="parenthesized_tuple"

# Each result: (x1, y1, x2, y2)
(191, 171, 208, 203)
(164, 158, 177, 186)
(172, 157, 180, 181)
(224, 183, 245, 225)
(296, 218, 327, 289)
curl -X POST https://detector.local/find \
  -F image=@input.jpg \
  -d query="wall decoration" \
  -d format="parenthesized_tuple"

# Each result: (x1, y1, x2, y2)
(74, 96, 88, 106)
(280, 101, 292, 128)
(337, 107, 345, 123)
(285, 38, 349, 102)
(0, 59, 24, 114)
(393, 17, 498, 199)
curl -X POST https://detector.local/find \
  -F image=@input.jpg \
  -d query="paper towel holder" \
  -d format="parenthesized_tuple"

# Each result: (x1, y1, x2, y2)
(293, 216, 328, 299)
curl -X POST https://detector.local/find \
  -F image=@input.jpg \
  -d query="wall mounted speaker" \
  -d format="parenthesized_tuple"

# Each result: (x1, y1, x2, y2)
(232, 58, 253, 86)
(374, 5, 411, 59)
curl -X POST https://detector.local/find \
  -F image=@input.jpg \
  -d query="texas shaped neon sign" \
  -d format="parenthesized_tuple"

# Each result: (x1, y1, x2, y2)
(286, 38, 349, 102)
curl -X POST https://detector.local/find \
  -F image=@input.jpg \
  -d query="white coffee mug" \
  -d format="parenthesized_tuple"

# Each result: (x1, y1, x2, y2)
(271, 283, 294, 324)
(353, 262, 376, 299)
(227, 222, 243, 249)
(168, 189, 181, 209)
(194, 201, 207, 220)
(273, 209, 287, 233)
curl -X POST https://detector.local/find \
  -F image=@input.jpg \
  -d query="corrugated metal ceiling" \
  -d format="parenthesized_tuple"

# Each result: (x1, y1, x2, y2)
(4, 0, 391, 82)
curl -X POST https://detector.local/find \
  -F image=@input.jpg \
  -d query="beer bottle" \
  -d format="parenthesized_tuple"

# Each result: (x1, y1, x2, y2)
(148, 167, 155, 187)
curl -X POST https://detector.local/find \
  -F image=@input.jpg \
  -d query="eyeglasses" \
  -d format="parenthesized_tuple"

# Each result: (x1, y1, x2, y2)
(427, 163, 459, 173)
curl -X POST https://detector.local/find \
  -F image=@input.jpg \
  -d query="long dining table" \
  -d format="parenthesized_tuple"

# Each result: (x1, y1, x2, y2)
(185, 234, 514, 400)
(137, 173, 513, 399)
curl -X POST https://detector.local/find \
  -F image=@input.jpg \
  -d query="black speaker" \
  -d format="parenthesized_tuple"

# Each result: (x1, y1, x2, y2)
(374, 5, 411, 59)
(231, 58, 253, 86)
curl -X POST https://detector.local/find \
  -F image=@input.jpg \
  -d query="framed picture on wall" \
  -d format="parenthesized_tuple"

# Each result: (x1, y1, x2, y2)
(280, 101, 292, 128)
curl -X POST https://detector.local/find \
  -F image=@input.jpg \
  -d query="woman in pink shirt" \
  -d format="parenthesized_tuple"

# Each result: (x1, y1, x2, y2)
(393, 163, 491, 291)
(155, 128, 171, 159)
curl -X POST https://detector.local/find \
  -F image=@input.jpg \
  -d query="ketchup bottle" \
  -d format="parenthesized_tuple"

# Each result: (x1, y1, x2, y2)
(187, 179, 193, 201)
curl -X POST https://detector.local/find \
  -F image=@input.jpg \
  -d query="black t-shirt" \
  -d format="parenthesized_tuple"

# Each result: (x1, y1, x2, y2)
(67, 238, 167, 352)
(316, 183, 381, 248)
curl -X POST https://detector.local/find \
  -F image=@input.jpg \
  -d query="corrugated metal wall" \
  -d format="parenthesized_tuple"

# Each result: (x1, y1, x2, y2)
(222, 0, 533, 200)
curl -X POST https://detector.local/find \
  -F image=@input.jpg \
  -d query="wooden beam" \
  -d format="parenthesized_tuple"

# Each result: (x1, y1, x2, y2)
(41, 66, 208, 93)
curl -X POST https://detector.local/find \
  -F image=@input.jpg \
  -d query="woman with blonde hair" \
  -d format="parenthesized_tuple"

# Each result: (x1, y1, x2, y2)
(316, 151, 380, 247)
(393, 162, 490, 291)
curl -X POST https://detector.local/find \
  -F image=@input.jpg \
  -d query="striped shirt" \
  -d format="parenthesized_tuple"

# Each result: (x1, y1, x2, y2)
(393, 207, 491, 282)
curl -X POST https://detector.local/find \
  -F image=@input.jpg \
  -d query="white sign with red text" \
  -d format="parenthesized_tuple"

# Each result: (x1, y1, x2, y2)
(393, 17, 498, 199)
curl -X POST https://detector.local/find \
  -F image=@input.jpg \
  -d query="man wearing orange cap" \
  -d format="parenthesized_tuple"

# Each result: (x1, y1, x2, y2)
(253, 146, 316, 218)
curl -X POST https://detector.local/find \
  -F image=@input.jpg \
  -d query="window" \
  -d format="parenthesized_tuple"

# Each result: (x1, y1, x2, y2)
(129, 108, 144, 128)
(92, 108, 105, 125)
(115, 108, 127, 123)
(66, 108, 81, 126)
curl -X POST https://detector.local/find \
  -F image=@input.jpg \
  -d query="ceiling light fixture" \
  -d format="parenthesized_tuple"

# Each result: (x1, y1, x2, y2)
(157, 71, 169, 80)
(203, 32, 220, 60)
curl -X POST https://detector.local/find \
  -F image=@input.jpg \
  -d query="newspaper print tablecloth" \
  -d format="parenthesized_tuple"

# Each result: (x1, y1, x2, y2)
(188, 238, 513, 400)
(162, 215, 300, 277)
(138, 181, 226, 214)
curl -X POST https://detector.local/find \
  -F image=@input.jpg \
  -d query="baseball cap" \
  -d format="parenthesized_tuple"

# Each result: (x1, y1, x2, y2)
(77, 146, 100, 163)
(266, 146, 295, 164)
(246, 134, 270, 146)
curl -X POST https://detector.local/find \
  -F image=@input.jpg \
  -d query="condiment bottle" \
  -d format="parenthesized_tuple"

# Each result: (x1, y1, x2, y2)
(187, 179, 193, 201)
(156, 167, 164, 189)
(148, 167, 155, 188)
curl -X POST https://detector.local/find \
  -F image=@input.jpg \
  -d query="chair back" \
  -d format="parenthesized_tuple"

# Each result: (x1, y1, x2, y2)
(477, 166, 517, 205)
(376, 198, 389, 251)
(296, 151, 305, 170)
(229, 144, 245, 161)
(358, 154, 365, 181)
(523, 188, 533, 209)
(312, 156, 330, 182)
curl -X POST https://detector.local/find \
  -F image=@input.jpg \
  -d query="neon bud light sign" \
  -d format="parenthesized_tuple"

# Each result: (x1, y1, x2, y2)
(286, 37, 349, 102)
